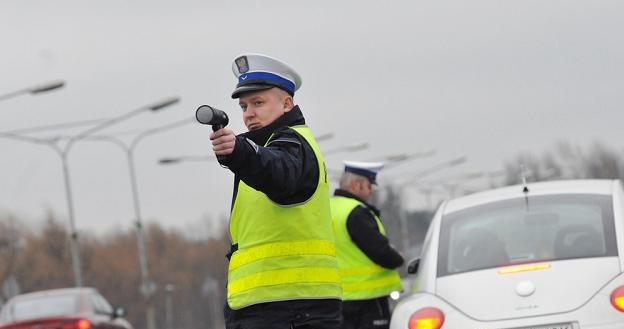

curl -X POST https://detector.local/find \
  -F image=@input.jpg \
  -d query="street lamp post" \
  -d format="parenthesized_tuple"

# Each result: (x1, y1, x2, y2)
(164, 284, 175, 329)
(0, 96, 179, 287)
(70, 117, 192, 329)
(201, 277, 221, 329)
(0, 218, 20, 299)
(0, 80, 65, 102)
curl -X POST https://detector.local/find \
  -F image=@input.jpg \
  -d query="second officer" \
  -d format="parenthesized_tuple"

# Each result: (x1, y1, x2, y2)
(330, 161, 404, 329)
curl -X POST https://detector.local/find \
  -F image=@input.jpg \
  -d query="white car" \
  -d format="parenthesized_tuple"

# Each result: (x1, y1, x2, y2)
(391, 179, 624, 329)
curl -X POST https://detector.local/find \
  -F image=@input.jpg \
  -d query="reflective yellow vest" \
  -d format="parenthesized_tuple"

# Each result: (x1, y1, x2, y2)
(330, 196, 403, 300)
(227, 125, 342, 309)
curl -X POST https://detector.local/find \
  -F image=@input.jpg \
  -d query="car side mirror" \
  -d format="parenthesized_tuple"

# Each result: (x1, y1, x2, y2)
(407, 258, 420, 274)
(113, 307, 126, 318)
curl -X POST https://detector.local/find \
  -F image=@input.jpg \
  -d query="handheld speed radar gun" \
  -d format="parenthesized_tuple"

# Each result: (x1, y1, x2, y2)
(195, 105, 229, 131)
(196, 105, 230, 162)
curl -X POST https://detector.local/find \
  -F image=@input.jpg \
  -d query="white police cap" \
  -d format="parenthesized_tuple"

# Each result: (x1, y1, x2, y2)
(231, 53, 302, 99)
(343, 160, 385, 184)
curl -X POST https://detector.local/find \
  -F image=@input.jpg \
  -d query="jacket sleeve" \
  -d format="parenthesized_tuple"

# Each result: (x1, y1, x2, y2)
(346, 206, 404, 269)
(219, 128, 319, 205)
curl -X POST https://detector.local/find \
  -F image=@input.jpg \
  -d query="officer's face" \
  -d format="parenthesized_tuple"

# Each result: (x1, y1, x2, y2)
(239, 88, 293, 131)
(353, 177, 374, 202)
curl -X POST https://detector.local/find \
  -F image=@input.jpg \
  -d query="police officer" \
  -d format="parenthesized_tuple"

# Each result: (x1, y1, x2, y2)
(330, 161, 403, 329)
(209, 53, 342, 329)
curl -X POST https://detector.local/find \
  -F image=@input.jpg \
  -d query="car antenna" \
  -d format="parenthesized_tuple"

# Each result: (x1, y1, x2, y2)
(520, 164, 530, 210)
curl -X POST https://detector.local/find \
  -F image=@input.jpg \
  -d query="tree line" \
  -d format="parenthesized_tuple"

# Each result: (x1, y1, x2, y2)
(0, 214, 230, 329)
(502, 141, 624, 184)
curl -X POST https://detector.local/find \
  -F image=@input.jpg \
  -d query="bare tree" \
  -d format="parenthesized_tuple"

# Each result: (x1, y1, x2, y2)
(2, 212, 231, 329)
(502, 141, 624, 184)
(0, 216, 23, 300)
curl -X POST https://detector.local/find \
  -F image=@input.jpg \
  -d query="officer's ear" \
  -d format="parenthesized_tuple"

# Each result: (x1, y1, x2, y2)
(283, 95, 294, 113)
(351, 178, 365, 196)
(274, 88, 293, 113)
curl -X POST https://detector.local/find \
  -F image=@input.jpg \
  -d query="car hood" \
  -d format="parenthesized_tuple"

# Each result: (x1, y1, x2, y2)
(436, 257, 621, 321)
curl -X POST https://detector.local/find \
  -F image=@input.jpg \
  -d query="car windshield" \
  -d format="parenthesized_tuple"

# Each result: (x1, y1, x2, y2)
(438, 194, 617, 276)
(7, 294, 79, 322)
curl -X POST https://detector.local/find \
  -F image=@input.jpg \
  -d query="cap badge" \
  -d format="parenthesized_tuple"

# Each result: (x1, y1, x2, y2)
(235, 56, 249, 74)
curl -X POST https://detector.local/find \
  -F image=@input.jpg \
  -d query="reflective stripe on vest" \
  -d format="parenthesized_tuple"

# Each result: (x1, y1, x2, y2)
(227, 125, 341, 309)
(330, 196, 403, 300)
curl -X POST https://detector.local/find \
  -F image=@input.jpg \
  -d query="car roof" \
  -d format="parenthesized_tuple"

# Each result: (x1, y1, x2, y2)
(443, 179, 618, 214)
(9, 287, 97, 301)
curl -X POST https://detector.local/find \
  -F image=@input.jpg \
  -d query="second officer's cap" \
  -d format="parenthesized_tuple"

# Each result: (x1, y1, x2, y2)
(231, 53, 302, 99)
(343, 161, 385, 185)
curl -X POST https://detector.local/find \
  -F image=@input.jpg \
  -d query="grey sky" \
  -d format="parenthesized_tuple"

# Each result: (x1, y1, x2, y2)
(1, 0, 623, 234)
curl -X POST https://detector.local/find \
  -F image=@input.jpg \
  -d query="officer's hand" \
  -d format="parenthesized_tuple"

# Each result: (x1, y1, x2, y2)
(210, 128, 236, 156)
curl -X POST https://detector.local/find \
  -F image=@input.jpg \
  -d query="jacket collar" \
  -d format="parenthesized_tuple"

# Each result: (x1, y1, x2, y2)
(334, 189, 381, 216)
(242, 105, 306, 146)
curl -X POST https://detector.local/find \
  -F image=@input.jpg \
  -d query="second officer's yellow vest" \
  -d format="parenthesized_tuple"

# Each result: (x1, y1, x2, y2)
(227, 125, 342, 309)
(331, 196, 403, 300)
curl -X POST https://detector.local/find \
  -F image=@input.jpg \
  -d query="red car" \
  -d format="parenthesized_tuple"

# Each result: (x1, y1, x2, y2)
(0, 288, 133, 329)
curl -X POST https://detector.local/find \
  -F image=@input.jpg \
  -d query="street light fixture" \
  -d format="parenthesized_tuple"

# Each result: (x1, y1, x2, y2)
(158, 155, 216, 165)
(415, 171, 488, 203)
(0, 80, 66, 102)
(315, 132, 334, 142)
(0, 96, 180, 288)
(380, 149, 437, 169)
(434, 169, 506, 198)
(30, 80, 66, 94)
(1, 118, 109, 135)
(396, 156, 468, 187)
(323, 142, 370, 156)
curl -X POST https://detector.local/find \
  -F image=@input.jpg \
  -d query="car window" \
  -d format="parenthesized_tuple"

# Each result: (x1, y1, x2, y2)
(7, 294, 79, 322)
(90, 294, 113, 315)
(438, 194, 617, 276)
